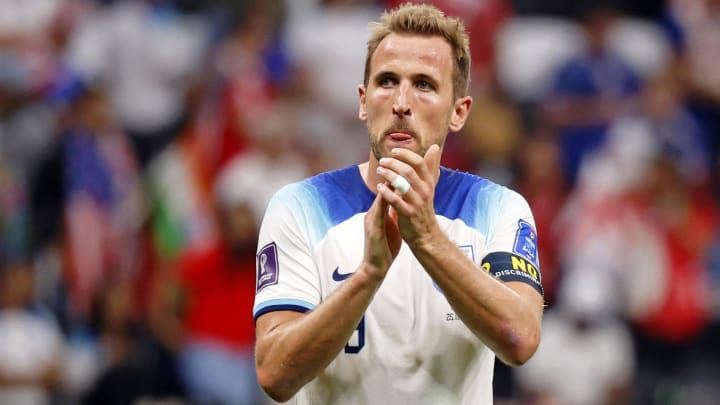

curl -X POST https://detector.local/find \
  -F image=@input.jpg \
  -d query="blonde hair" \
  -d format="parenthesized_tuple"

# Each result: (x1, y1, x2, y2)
(363, 2, 471, 98)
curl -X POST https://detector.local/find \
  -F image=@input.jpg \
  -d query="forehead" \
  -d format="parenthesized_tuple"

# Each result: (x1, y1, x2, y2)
(370, 33, 454, 79)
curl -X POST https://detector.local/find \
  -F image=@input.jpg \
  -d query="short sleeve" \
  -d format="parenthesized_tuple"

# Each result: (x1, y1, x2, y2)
(253, 183, 322, 319)
(481, 189, 543, 296)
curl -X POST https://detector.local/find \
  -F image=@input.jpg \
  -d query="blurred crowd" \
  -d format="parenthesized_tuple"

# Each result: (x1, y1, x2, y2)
(0, 0, 719, 404)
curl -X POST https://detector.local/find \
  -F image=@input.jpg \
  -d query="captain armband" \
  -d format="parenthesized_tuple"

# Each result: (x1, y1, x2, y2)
(481, 252, 544, 296)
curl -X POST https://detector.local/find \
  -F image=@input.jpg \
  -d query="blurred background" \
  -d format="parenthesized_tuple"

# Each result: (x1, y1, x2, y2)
(0, 0, 718, 404)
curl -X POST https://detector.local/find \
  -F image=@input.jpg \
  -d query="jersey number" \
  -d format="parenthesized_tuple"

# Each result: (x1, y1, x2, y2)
(344, 316, 365, 354)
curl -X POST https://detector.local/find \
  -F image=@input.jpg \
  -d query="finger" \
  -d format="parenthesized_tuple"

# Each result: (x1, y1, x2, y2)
(376, 182, 410, 209)
(390, 147, 424, 168)
(424, 144, 441, 171)
(363, 189, 398, 273)
(387, 148, 425, 182)
(378, 156, 415, 180)
(383, 146, 438, 186)
(369, 190, 388, 229)
(390, 174, 411, 195)
(376, 166, 414, 196)
(423, 144, 441, 181)
(377, 158, 425, 198)
(385, 206, 401, 257)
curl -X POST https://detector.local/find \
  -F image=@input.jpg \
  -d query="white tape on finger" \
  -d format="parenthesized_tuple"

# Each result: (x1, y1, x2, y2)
(391, 175, 411, 195)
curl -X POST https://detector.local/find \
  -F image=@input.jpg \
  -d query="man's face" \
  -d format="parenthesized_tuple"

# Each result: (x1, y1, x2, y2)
(359, 33, 461, 160)
(220, 203, 259, 257)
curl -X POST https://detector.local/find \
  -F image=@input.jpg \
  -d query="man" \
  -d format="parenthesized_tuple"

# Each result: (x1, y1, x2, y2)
(0, 261, 63, 405)
(174, 197, 262, 405)
(254, 4, 544, 404)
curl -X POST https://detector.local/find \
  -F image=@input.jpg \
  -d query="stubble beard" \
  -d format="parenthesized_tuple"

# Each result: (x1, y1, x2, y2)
(370, 139, 384, 162)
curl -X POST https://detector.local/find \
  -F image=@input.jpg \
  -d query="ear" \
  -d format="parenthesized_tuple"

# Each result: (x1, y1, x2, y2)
(358, 85, 367, 121)
(448, 96, 472, 132)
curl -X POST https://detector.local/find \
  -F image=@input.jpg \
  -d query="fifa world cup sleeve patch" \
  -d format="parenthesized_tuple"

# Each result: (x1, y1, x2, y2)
(513, 219, 539, 265)
(481, 252, 544, 296)
(257, 242, 279, 292)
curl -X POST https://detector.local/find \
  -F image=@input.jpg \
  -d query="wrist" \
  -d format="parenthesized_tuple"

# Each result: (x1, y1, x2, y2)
(407, 223, 444, 255)
(355, 262, 387, 288)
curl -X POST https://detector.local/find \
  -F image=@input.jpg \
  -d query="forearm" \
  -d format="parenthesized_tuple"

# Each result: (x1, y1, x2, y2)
(255, 267, 382, 401)
(410, 229, 542, 366)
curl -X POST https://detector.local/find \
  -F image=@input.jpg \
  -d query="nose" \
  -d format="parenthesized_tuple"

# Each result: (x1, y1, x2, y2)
(392, 82, 411, 117)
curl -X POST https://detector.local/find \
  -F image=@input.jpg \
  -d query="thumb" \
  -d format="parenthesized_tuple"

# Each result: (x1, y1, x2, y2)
(386, 206, 402, 258)
(424, 144, 441, 176)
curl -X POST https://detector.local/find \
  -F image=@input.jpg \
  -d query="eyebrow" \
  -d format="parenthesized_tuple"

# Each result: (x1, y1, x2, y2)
(372, 70, 440, 86)
(373, 70, 397, 79)
(413, 73, 439, 87)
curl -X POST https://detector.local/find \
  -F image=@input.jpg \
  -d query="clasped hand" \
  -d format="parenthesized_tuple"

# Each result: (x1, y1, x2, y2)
(362, 144, 442, 279)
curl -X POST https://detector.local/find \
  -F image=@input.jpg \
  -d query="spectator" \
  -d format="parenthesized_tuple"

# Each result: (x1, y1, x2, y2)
(215, 105, 310, 226)
(82, 280, 184, 405)
(0, 50, 59, 262)
(0, 260, 64, 405)
(514, 129, 567, 305)
(555, 105, 719, 402)
(541, 2, 642, 185)
(282, 0, 379, 167)
(666, 0, 720, 197)
(210, 0, 288, 171)
(61, 87, 145, 318)
(516, 268, 636, 405)
(158, 178, 265, 404)
(638, 67, 712, 189)
(65, 0, 211, 167)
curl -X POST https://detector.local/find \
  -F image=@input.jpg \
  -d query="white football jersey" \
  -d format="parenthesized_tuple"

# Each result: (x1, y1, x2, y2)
(254, 165, 543, 405)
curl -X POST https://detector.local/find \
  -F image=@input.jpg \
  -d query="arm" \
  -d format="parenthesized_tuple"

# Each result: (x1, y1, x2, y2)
(255, 192, 402, 402)
(376, 145, 543, 366)
(255, 269, 378, 402)
(409, 232, 543, 366)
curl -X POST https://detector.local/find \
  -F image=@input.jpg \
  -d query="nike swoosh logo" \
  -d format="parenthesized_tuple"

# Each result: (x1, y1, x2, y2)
(332, 266, 353, 282)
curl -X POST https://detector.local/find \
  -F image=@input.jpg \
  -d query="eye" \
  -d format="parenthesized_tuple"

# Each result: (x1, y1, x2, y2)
(379, 77, 396, 88)
(416, 80, 434, 91)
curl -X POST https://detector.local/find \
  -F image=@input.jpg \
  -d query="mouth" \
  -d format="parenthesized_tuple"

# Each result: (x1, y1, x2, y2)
(384, 126, 417, 144)
(388, 132, 413, 141)
(372, 129, 420, 160)
(380, 130, 418, 155)
(373, 126, 420, 159)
